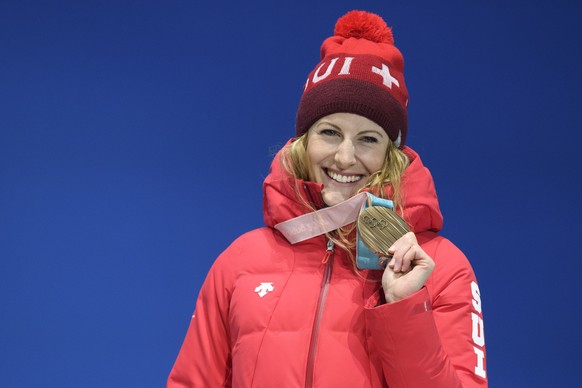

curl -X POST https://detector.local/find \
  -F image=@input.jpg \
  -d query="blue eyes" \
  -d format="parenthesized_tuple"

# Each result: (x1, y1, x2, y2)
(361, 136, 378, 144)
(320, 129, 338, 137)
(319, 129, 378, 144)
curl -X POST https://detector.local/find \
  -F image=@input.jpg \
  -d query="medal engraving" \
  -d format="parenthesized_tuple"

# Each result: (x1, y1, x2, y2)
(357, 206, 411, 256)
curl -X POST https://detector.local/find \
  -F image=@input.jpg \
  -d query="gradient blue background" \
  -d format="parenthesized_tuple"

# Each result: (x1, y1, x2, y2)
(1, 1, 581, 387)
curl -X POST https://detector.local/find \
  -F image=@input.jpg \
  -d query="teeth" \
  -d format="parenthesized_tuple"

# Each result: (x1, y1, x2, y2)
(327, 170, 362, 183)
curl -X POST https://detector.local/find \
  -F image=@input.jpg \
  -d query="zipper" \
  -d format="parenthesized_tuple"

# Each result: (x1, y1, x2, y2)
(305, 239, 335, 388)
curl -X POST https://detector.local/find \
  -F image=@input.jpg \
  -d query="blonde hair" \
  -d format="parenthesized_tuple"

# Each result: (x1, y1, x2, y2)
(280, 131, 410, 270)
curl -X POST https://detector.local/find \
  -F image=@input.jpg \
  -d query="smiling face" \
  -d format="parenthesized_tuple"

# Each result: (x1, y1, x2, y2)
(306, 113, 389, 206)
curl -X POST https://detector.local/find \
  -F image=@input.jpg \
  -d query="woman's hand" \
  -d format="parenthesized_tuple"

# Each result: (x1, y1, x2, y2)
(380, 232, 435, 303)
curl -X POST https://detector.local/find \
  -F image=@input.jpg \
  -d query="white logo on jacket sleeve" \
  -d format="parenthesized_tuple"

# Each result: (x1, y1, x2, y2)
(471, 281, 487, 378)
(254, 282, 274, 298)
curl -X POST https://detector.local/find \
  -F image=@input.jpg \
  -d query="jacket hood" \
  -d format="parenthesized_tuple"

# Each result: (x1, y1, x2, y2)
(263, 140, 443, 234)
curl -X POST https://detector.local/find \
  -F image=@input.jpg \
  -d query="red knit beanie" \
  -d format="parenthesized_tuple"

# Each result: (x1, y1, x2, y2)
(296, 10, 409, 147)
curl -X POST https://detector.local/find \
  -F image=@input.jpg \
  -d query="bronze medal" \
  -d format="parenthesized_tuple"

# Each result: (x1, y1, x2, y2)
(357, 206, 411, 257)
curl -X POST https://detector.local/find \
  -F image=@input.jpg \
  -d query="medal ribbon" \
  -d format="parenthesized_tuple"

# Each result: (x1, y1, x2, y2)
(274, 193, 394, 269)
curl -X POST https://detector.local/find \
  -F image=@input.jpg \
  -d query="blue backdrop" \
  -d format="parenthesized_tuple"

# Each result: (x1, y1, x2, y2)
(1, 1, 581, 387)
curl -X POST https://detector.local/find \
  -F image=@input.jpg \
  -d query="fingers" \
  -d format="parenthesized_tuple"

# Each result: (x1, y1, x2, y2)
(386, 247, 414, 272)
(380, 232, 436, 303)
(385, 232, 419, 273)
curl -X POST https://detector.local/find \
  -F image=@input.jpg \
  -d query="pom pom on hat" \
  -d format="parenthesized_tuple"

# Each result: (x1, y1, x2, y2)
(334, 10, 394, 44)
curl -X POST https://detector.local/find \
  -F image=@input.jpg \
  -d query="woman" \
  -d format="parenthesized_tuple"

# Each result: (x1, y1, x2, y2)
(168, 10, 487, 387)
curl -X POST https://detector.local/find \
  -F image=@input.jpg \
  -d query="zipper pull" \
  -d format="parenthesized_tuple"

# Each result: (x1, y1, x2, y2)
(322, 239, 335, 264)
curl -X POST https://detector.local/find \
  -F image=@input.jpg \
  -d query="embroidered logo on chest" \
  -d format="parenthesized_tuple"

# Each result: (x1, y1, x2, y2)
(254, 282, 274, 298)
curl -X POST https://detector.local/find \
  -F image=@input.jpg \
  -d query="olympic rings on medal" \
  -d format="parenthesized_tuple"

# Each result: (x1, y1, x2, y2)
(362, 215, 388, 229)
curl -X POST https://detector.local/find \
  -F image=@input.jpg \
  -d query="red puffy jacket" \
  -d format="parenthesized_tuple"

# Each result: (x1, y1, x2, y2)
(168, 145, 487, 387)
